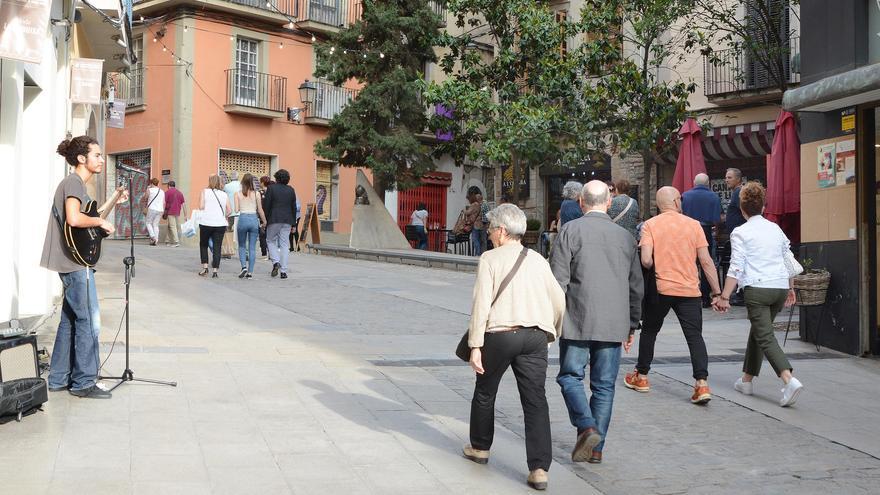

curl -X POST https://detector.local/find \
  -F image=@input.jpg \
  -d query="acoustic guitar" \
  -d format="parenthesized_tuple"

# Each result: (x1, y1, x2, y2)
(62, 185, 127, 267)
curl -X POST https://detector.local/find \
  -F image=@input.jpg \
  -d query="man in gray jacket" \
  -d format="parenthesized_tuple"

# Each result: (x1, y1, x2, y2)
(550, 180, 644, 464)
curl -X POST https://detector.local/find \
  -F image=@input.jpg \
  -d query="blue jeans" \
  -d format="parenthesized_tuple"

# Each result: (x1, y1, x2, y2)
(413, 225, 428, 250)
(237, 213, 260, 273)
(556, 339, 622, 452)
(49, 269, 101, 391)
(471, 228, 485, 256)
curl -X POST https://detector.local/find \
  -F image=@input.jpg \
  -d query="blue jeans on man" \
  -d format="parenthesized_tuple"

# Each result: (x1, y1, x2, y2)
(471, 228, 485, 256)
(556, 339, 622, 452)
(48, 269, 101, 391)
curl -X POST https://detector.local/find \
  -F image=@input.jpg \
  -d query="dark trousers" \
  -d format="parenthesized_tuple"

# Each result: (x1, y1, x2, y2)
(199, 225, 226, 268)
(698, 225, 717, 305)
(259, 226, 268, 256)
(637, 295, 709, 380)
(470, 327, 552, 472)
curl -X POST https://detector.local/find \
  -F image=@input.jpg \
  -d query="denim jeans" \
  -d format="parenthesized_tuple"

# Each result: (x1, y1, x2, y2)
(266, 223, 291, 273)
(413, 225, 428, 250)
(556, 339, 622, 452)
(237, 213, 260, 273)
(48, 269, 101, 391)
(471, 228, 485, 256)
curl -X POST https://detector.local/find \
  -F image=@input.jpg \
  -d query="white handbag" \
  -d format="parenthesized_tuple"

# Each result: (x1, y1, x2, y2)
(782, 244, 803, 278)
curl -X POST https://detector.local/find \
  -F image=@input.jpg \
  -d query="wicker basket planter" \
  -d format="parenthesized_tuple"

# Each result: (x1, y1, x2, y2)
(792, 269, 831, 306)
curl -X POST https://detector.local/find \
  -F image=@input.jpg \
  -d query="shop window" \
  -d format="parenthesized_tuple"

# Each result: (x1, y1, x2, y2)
(316, 161, 338, 221)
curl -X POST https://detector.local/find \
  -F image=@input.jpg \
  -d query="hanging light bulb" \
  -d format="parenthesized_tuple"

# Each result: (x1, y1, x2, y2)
(162, 46, 167, 52)
(343, 49, 347, 54)
(311, 35, 316, 42)
(379, 52, 385, 59)
(279, 42, 283, 49)
(287, 22, 294, 30)
(266, 1, 271, 7)
(363, 53, 367, 59)
(230, 35, 234, 40)
(153, 37, 157, 43)
(183, 25, 188, 32)
(329, 46, 335, 54)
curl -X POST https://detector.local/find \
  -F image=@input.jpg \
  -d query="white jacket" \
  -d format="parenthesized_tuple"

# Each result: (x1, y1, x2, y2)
(728, 215, 791, 289)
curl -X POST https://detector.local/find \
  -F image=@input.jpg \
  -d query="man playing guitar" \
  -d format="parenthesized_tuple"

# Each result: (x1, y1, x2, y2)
(40, 136, 128, 399)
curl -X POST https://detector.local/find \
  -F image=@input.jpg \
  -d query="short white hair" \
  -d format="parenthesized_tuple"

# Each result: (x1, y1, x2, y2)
(486, 204, 527, 239)
(562, 181, 583, 200)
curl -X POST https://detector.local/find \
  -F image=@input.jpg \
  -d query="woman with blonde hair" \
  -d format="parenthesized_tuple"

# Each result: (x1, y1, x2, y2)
(462, 203, 565, 490)
(198, 174, 231, 277)
(714, 181, 804, 407)
(235, 173, 267, 278)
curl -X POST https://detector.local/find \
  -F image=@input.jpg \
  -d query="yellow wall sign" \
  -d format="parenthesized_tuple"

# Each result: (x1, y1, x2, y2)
(841, 114, 855, 132)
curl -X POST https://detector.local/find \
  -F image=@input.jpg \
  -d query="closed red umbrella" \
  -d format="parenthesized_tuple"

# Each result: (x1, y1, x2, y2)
(766, 110, 800, 243)
(672, 118, 707, 194)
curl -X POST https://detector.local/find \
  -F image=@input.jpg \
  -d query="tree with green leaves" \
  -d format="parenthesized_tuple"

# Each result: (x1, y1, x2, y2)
(424, 0, 603, 204)
(313, 0, 442, 196)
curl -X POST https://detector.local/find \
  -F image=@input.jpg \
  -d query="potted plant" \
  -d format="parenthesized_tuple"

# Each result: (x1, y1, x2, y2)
(792, 258, 831, 306)
(521, 218, 542, 249)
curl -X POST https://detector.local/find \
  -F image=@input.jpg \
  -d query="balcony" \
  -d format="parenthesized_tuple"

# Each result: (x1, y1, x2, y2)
(429, 0, 446, 26)
(703, 36, 800, 104)
(108, 69, 145, 110)
(303, 80, 358, 125)
(224, 69, 287, 119)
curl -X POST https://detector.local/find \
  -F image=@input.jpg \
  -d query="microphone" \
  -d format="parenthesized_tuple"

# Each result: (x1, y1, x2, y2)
(116, 163, 148, 175)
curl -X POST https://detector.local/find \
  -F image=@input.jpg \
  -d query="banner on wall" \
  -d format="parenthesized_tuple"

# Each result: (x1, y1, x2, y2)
(70, 58, 104, 105)
(0, 0, 51, 64)
(107, 99, 126, 128)
(817, 143, 836, 188)
(835, 139, 856, 185)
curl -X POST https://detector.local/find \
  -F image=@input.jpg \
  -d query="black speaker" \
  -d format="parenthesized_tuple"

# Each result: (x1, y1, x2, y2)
(0, 335, 39, 381)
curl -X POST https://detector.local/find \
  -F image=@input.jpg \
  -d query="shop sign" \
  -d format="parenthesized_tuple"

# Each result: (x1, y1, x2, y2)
(710, 178, 747, 210)
(70, 58, 104, 105)
(841, 108, 856, 133)
(502, 164, 530, 199)
(0, 0, 51, 64)
(107, 99, 126, 129)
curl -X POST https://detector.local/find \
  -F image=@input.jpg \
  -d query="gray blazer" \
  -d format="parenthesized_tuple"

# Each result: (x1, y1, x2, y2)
(550, 211, 644, 342)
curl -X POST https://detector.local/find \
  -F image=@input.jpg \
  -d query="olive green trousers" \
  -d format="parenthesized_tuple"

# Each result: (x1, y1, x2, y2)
(742, 287, 793, 377)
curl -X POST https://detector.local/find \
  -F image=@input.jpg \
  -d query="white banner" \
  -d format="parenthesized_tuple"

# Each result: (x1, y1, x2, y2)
(70, 58, 104, 105)
(0, 0, 51, 64)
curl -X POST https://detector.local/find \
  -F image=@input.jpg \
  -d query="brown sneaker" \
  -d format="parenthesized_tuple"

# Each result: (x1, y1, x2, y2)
(462, 444, 489, 464)
(571, 427, 602, 462)
(624, 370, 650, 392)
(587, 450, 602, 464)
(527, 468, 548, 490)
(691, 385, 712, 404)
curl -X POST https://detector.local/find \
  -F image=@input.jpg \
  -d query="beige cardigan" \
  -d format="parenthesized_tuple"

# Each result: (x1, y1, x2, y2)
(467, 243, 566, 348)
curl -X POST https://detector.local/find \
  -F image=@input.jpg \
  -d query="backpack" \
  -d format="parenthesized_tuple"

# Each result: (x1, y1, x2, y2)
(0, 378, 47, 423)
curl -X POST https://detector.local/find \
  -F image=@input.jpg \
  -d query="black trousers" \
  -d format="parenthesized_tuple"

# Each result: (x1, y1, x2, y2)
(637, 295, 709, 380)
(199, 225, 226, 268)
(470, 327, 552, 472)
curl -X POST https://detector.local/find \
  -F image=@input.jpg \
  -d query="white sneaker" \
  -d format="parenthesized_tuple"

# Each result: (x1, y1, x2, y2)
(734, 377, 753, 395)
(780, 377, 803, 407)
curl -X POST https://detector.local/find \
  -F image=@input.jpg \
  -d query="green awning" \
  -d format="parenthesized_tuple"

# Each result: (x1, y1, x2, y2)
(783, 63, 880, 112)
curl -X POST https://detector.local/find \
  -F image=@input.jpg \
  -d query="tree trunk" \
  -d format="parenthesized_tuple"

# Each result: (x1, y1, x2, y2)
(642, 150, 654, 218)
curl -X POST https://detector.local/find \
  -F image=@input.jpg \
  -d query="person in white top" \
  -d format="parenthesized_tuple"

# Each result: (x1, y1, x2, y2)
(714, 181, 804, 407)
(409, 202, 429, 250)
(144, 177, 165, 246)
(224, 171, 242, 252)
(198, 174, 232, 278)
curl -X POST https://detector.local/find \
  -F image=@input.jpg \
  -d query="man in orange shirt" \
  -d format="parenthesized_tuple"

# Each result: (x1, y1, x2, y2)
(625, 187, 722, 404)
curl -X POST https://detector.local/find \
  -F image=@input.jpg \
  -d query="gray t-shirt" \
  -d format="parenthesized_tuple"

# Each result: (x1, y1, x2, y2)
(41, 174, 91, 274)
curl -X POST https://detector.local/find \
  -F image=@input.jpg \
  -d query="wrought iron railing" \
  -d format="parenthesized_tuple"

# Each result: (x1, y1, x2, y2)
(225, 69, 287, 113)
(308, 80, 359, 120)
(107, 69, 144, 107)
(703, 36, 800, 97)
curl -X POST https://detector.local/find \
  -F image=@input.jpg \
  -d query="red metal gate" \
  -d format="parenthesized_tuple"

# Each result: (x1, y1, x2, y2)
(397, 172, 451, 251)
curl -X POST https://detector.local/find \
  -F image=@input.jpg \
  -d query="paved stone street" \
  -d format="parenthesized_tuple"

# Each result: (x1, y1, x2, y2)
(2, 241, 879, 494)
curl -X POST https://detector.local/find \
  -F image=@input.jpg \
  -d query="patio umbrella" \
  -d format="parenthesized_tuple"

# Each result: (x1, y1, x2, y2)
(765, 110, 800, 243)
(671, 118, 707, 194)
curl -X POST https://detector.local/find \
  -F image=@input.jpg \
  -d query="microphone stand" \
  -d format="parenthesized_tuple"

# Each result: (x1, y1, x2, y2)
(100, 171, 177, 391)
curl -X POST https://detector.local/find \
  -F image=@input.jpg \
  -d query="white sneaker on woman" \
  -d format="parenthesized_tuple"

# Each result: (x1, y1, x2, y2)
(780, 377, 803, 407)
(734, 377, 753, 395)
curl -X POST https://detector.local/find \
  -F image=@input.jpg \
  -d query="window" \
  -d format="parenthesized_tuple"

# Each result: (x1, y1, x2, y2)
(234, 37, 259, 106)
(129, 36, 144, 106)
(555, 10, 568, 58)
(315, 161, 337, 221)
(219, 150, 271, 181)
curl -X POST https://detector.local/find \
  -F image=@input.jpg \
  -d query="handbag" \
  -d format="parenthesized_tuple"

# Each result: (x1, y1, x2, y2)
(783, 243, 803, 278)
(142, 188, 159, 215)
(456, 246, 529, 362)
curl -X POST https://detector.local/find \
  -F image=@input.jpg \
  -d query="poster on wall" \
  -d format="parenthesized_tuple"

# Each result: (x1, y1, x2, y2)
(817, 143, 836, 188)
(107, 99, 126, 129)
(0, 0, 50, 64)
(70, 58, 104, 105)
(835, 139, 856, 185)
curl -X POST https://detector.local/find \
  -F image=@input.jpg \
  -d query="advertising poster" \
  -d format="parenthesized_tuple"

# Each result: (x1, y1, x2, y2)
(107, 99, 126, 129)
(817, 143, 836, 188)
(835, 139, 856, 185)
(0, 0, 51, 64)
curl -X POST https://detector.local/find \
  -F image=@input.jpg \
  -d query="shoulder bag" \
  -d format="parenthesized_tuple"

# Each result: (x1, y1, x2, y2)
(612, 197, 635, 224)
(142, 188, 158, 215)
(782, 240, 803, 278)
(456, 246, 529, 362)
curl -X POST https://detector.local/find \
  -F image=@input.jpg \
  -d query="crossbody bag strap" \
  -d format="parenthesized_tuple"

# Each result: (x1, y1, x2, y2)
(211, 190, 225, 216)
(146, 188, 159, 208)
(491, 246, 529, 307)
(612, 197, 635, 224)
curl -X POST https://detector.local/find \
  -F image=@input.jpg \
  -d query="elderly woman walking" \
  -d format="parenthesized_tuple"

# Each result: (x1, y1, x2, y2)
(714, 182, 804, 406)
(462, 204, 565, 491)
(559, 180, 583, 227)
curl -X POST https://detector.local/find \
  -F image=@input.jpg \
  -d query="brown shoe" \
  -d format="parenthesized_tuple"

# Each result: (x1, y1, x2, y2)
(691, 385, 712, 404)
(462, 444, 489, 464)
(587, 450, 602, 464)
(624, 370, 650, 392)
(572, 427, 602, 462)
(527, 468, 548, 490)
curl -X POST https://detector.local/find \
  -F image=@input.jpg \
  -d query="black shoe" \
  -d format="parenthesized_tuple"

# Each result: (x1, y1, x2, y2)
(271, 263, 280, 277)
(280, 272, 288, 279)
(245, 273, 253, 279)
(212, 272, 219, 278)
(238, 267, 247, 279)
(69, 385, 112, 399)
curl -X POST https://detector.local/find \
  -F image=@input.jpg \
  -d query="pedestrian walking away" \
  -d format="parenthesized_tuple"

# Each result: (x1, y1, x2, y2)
(224, 171, 242, 253)
(143, 177, 165, 246)
(410, 202, 429, 250)
(462, 203, 565, 491)
(714, 181, 805, 407)
(258, 175, 272, 258)
(627, 186, 722, 404)
(263, 169, 297, 279)
(682, 173, 722, 307)
(41, 136, 129, 399)
(164, 180, 187, 247)
(559, 181, 584, 227)
(550, 180, 643, 464)
(235, 173, 267, 279)
(607, 179, 640, 239)
(724, 168, 747, 306)
(198, 174, 231, 278)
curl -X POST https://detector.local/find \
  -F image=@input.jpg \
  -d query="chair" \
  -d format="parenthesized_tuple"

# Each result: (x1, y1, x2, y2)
(447, 231, 472, 256)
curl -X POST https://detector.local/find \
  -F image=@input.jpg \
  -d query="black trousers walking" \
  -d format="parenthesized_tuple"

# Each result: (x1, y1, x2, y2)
(470, 327, 552, 472)
(636, 295, 709, 380)
(199, 225, 226, 268)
